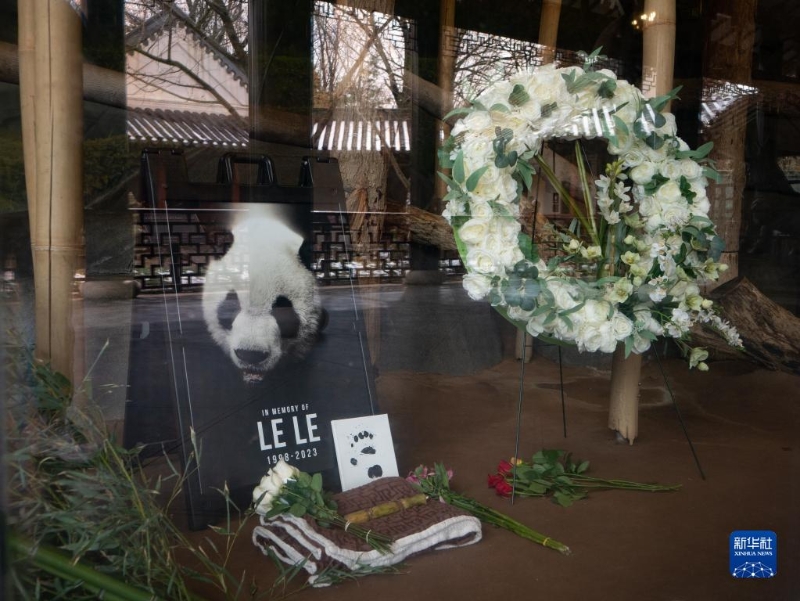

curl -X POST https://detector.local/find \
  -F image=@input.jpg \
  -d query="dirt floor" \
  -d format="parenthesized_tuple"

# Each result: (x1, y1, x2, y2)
(182, 349, 799, 601)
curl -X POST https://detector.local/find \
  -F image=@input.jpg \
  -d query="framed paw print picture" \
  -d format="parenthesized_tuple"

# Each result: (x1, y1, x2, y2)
(331, 414, 399, 491)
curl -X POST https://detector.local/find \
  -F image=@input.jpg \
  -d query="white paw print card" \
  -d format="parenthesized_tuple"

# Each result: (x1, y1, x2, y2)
(331, 414, 399, 491)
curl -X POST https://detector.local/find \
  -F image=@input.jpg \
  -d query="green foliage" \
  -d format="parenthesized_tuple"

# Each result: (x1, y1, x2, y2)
(0, 134, 137, 213)
(508, 84, 530, 106)
(5, 353, 257, 600)
(490, 450, 681, 508)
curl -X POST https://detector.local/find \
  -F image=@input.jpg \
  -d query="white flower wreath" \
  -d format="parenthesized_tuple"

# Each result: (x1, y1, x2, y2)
(439, 50, 742, 369)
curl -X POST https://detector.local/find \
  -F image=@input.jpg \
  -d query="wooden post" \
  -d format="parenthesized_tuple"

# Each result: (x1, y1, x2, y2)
(21, 0, 85, 388)
(607, 0, 675, 444)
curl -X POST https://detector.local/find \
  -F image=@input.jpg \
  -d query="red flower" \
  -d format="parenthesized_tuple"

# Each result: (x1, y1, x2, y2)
(497, 460, 513, 475)
(494, 480, 513, 498)
(487, 473, 504, 488)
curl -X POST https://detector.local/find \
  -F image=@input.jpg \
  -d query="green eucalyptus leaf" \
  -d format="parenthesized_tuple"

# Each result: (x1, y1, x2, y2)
(709, 235, 725, 260)
(452, 150, 465, 183)
(517, 160, 534, 191)
(443, 106, 473, 120)
(465, 165, 489, 192)
(509, 84, 531, 106)
(436, 170, 461, 193)
(597, 79, 617, 99)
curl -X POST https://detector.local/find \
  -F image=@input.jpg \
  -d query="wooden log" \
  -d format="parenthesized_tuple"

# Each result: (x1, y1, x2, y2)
(691, 277, 800, 375)
(384, 201, 550, 252)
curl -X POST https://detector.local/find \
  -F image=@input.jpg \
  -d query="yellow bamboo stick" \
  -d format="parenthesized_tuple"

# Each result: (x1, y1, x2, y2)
(342, 493, 428, 525)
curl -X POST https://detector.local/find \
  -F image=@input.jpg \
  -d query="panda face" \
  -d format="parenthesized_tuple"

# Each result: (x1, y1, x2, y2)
(201, 212, 322, 384)
(214, 291, 303, 383)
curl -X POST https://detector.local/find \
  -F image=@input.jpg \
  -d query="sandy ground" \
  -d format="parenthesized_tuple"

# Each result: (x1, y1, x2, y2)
(182, 350, 799, 601)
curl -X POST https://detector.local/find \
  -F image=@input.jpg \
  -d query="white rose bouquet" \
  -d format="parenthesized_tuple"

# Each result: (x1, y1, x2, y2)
(252, 460, 392, 553)
(438, 48, 743, 368)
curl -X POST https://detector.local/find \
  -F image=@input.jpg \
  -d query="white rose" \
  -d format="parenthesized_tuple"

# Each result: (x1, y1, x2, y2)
(463, 273, 492, 300)
(645, 214, 663, 231)
(654, 181, 682, 204)
(458, 218, 492, 244)
(272, 459, 299, 481)
(477, 80, 514, 112)
(623, 148, 646, 168)
(461, 109, 493, 133)
(466, 248, 502, 275)
(470, 201, 494, 218)
(629, 161, 657, 185)
(692, 195, 710, 216)
(507, 305, 534, 321)
(500, 247, 524, 267)
(608, 131, 634, 155)
(579, 322, 616, 353)
(461, 136, 495, 172)
(548, 280, 579, 310)
(582, 299, 611, 325)
(658, 160, 683, 180)
(526, 314, 548, 336)
(253, 489, 275, 516)
(442, 199, 466, 220)
(613, 81, 641, 124)
(660, 201, 690, 228)
(611, 313, 634, 340)
(679, 159, 702, 180)
(632, 333, 652, 353)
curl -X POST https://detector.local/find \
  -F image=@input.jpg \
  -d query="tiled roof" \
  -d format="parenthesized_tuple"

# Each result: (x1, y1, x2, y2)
(128, 108, 413, 152)
(127, 108, 249, 147)
(312, 118, 412, 152)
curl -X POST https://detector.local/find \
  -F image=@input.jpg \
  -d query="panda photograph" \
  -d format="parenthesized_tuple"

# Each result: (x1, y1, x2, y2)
(125, 202, 375, 526)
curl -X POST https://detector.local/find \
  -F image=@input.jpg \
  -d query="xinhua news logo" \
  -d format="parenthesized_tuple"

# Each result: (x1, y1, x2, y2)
(730, 531, 777, 578)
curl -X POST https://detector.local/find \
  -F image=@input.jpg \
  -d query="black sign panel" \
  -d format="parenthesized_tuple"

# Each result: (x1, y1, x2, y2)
(125, 201, 376, 529)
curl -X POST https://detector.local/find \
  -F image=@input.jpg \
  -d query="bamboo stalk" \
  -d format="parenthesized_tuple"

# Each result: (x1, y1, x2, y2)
(607, 0, 675, 445)
(18, 0, 36, 241)
(608, 343, 642, 444)
(641, 0, 676, 103)
(28, 0, 85, 386)
(434, 0, 457, 203)
(538, 0, 562, 65)
(342, 493, 428, 524)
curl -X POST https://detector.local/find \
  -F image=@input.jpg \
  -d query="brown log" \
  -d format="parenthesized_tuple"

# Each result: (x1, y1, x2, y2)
(384, 202, 549, 252)
(691, 277, 800, 375)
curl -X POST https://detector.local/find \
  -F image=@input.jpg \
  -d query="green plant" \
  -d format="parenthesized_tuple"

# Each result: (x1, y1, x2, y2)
(4, 343, 257, 600)
(488, 449, 681, 507)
